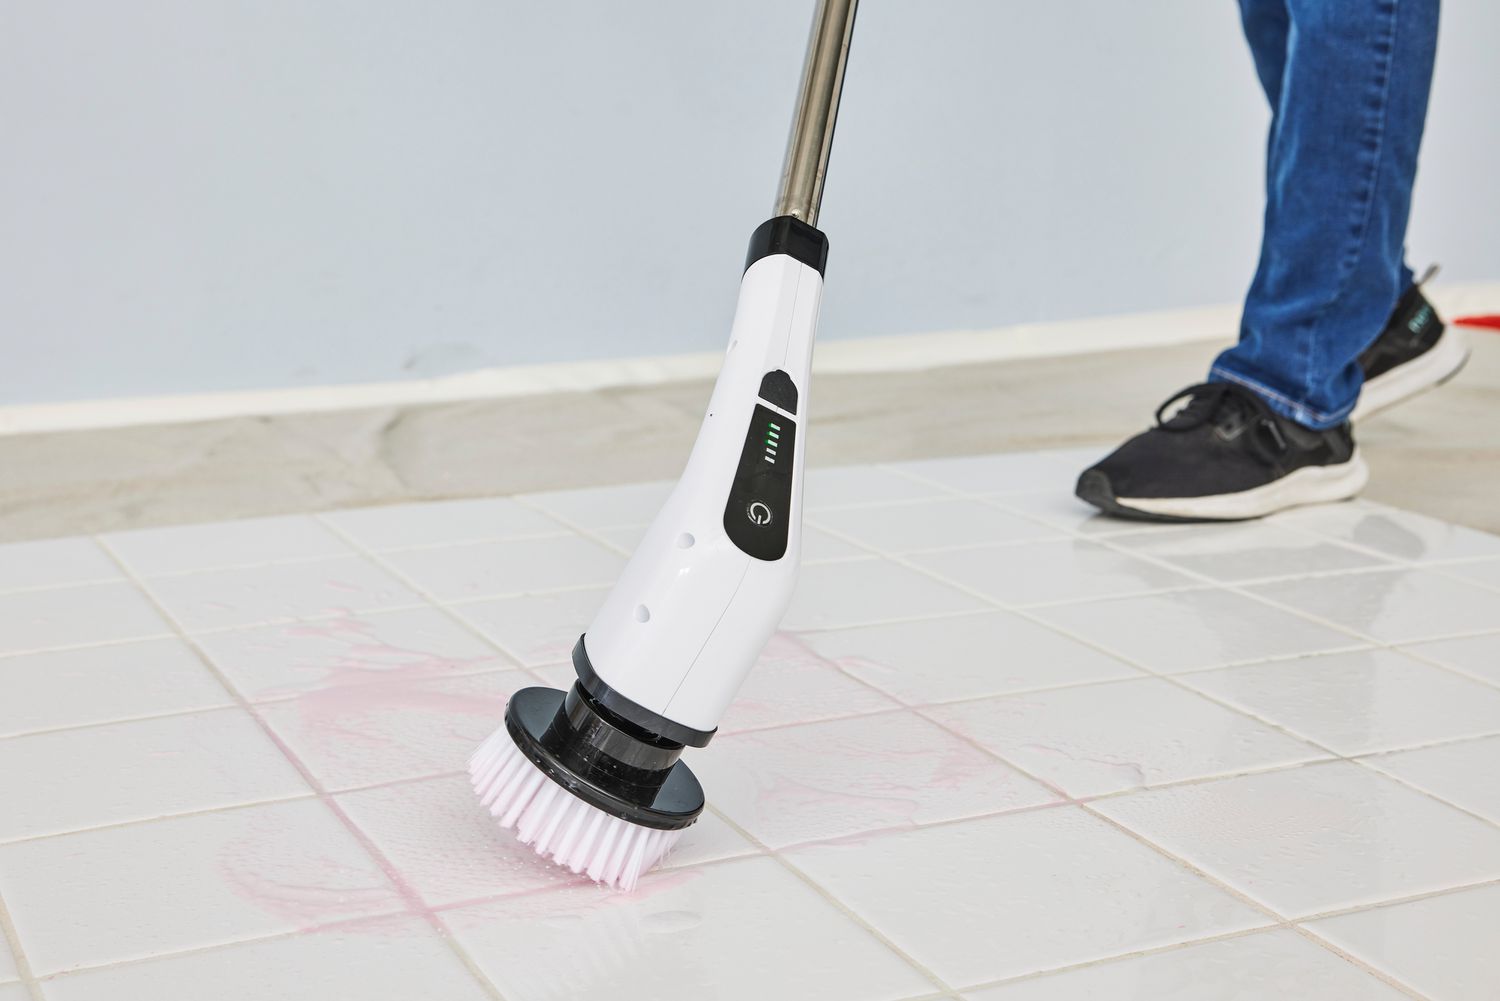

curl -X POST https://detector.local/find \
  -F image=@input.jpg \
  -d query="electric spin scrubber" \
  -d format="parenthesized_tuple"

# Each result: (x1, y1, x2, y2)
(470, 0, 859, 890)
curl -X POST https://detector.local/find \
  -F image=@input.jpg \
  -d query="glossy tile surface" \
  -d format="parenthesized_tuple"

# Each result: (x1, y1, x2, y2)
(1181, 648, 1500, 755)
(1401, 631, 1500, 686)
(0, 581, 171, 654)
(104, 515, 352, 576)
(798, 611, 1139, 706)
(809, 497, 1058, 553)
(1108, 521, 1389, 582)
(321, 497, 564, 550)
(0, 709, 308, 841)
(256, 669, 530, 790)
(911, 537, 1196, 607)
(444, 856, 933, 1001)
(0, 799, 400, 974)
(1249, 568, 1500, 644)
(1096, 762, 1500, 917)
(194, 607, 510, 702)
(1, 450, 1496, 998)
(927, 678, 1325, 797)
(0, 537, 121, 592)
(1362, 735, 1500, 823)
(1307, 883, 1500, 1001)
(786, 807, 1268, 987)
(144, 556, 421, 632)
(42, 917, 495, 1001)
(695, 711, 1057, 848)
(0, 638, 230, 737)
(963, 929, 1408, 1000)
(1032, 587, 1361, 673)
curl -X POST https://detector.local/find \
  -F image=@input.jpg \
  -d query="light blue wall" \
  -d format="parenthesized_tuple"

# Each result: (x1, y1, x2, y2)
(2, 1, 1496, 405)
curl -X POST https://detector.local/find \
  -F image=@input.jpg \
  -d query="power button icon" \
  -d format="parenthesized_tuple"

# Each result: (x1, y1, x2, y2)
(747, 501, 773, 526)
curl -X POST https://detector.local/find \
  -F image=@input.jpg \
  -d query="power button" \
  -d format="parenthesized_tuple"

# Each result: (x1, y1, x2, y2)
(747, 501, 773, 526)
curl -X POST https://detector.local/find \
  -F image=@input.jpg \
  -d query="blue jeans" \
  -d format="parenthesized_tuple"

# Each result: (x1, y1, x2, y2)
(1212, 0, 1440, 429)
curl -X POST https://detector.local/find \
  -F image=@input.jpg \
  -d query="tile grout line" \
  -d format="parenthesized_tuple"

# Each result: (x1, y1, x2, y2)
(21, 908, 415, 987)
(916, 548, 1500, 838)
(0, 884, 43, 1001)
(798, 518, 1500, 957)
(504, 495, 643, 559)
(743, 621, 1356, 988)
(89, 538, 514, 1001)
(0, 661, 527, 748)
(1282, 925, 1431, 1000)
(1074, 529, 1500, 701)
(703, 807, 959, 997)
(311, 514, 564, 690)
(8, 454, 1496, 991)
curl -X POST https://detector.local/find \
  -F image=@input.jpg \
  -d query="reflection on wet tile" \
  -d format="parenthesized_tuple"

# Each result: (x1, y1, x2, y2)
(963, 928, 1406, 1000)
(1096, 762, 1500, 917)
(911, 538, 1196, 607)
(1307, 883, 1500, 1001)
(1399, 632, 1500, 686)
(1276, 503, 1500, 563)
(787, 807, 1266, 986)
(1362, 735, 1500, 824)
(928, 678, 1325, 797)
(799, 611, 1139, 706)
(1109, 522, 1388, 582)
(1182, 649, 1500, 755)
(1033, 589, 1361, 673)
(4, 451, 1498, 995)
(1249, 569, 1500, 644)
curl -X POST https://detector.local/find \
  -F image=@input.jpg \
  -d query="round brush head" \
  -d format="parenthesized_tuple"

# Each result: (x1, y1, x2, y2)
(469, 685, 704, 890)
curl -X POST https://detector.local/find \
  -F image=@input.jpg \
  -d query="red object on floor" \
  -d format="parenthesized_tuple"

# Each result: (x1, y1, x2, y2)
(1454, 315, 1500, 331)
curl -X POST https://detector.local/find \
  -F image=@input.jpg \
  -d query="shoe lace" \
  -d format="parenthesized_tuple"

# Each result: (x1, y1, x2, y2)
(1153, 382, 1292, 465)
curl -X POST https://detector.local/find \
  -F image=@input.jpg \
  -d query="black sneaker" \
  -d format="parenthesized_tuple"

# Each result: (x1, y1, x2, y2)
(1352, 279, 1468, 420)
(1075, 382, 1368, 522)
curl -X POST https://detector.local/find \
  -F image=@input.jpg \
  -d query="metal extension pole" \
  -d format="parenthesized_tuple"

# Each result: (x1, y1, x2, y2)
(773, 0, 859, 227)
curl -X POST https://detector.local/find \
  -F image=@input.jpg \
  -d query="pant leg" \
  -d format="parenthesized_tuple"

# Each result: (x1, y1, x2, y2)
(1239, 0, 1291, 107)
(1213, 0, 1439, 429)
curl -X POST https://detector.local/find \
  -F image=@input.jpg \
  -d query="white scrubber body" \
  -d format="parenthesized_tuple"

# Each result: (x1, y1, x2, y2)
(582, 254, 822, 734)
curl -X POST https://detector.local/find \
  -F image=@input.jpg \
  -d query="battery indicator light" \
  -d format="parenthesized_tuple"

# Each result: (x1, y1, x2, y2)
(768, 422, 781, 431)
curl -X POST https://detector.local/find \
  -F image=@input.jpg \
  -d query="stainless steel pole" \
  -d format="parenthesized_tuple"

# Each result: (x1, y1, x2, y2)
(773, 0, 859, 227)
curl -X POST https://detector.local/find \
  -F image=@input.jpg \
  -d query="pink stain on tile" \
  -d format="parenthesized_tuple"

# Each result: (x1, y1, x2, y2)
(256, 616, 502, 698)
(216, 821, 403, 930)
(257, 670, 528, 790)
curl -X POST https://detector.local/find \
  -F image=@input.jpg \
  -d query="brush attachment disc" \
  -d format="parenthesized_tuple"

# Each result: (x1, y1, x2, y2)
(469, 685, 704, 891)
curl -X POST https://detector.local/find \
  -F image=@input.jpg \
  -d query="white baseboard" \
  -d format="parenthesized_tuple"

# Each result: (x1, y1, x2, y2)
(3, 283, 1494, 436)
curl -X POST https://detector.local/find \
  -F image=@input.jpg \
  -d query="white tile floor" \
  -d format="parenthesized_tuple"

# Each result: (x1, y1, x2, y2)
(1, 447, 1499, 1000)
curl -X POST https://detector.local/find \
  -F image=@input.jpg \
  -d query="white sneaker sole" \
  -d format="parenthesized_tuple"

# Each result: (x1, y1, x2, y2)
(1352, 325, 1470, 421)
(1116, 452, 1370, 521)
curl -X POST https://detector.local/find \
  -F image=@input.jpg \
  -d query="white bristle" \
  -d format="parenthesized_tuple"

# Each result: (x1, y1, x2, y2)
(469, 725, 685, 891)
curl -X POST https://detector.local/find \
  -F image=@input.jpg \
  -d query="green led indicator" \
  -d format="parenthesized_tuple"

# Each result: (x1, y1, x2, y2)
(768, 422, 781, 431)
